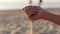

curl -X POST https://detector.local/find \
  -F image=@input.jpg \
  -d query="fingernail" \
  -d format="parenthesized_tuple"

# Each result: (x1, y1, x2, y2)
(22, 8, 24, 11)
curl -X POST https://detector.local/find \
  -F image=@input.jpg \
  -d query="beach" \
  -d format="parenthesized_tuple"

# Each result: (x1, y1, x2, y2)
(0, 8, 60, 34)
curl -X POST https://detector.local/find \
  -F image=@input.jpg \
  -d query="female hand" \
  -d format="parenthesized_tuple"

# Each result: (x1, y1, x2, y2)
(22, 6, 46, 21)
(22, 6, 60, 25)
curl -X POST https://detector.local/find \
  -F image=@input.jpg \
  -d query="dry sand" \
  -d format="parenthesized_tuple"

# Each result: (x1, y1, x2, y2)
(0, 8, 60, 34)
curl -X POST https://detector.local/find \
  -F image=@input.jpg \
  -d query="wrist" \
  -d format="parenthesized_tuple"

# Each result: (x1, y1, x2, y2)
(42, 11, 51, 20)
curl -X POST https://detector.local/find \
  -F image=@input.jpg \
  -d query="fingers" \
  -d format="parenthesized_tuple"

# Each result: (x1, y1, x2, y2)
(22, 6, 37, 15)
(22, 6, 41, 21)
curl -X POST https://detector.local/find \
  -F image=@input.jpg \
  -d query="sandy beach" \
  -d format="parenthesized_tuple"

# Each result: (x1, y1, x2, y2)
(0, 8, 60, 34)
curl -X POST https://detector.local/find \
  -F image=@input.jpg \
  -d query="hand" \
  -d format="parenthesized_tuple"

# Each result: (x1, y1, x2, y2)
(22, 6, 60, 25)
(22, 6, 46, 21)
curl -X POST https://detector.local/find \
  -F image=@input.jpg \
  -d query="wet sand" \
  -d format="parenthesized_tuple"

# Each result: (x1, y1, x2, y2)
(0, 8, 60, 34)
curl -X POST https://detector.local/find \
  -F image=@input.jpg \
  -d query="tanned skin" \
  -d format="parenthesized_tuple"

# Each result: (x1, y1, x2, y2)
(22, 6, 60, 25)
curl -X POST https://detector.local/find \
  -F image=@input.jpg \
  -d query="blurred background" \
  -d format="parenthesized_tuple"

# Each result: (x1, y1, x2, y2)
(0, 0, 60, 10)
(0, 0, 60, 34)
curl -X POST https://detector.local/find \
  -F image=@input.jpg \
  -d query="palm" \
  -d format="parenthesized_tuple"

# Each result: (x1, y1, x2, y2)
(22, 6, 44, 21)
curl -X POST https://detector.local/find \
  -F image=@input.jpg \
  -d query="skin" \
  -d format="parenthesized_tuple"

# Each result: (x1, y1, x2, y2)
(22, 6, 60, 25)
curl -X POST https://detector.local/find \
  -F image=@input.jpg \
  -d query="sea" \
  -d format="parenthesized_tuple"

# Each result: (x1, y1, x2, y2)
(0, 3, 60, 10)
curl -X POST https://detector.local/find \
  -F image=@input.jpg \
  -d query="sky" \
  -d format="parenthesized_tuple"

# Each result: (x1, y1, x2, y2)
(0, 0, 60, 10)
(0, 0, 60, 3)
